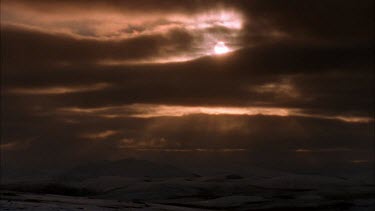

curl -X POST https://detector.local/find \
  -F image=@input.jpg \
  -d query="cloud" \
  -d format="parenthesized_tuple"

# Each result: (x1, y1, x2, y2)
(1, 0, 373, 171)
(2, 1, 247, 64)
(6, 83, 111, 95)
(2, 112, 373, 165)
(251, 79, 300, 99)
(119, 137, 168, 149)
(57, 104, 292, 118)
(80, 130, 120, 140)
(1, 24, 199, 66)
(241, 0, 374, 45)
(56, 103, 373, 123)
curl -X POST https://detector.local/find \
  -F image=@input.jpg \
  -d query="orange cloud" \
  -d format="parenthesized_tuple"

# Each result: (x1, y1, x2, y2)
(2, 1, 245, 64)
(80, 130, 120, 140)
(57, 103, 374, 123)
(6, 83, 111, 95)
(58, 104, 292, 118)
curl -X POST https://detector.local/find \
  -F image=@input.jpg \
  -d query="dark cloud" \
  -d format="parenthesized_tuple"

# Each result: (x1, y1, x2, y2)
(3, 0, 373, 44)
(240, 0, 374, 45)
(2, 48, 372, 117)
(2, 112, 373, 170)
(1, 0, 216, 14)
(1, 24, 196, 68)
(1, 0, 373, 172)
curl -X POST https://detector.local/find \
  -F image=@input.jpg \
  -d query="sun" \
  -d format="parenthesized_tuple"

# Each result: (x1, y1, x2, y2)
(214, 41, 229, 55)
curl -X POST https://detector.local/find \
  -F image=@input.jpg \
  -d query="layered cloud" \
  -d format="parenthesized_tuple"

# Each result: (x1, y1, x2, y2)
(1, 0, 373, 170)
(2, 0, 247, 64)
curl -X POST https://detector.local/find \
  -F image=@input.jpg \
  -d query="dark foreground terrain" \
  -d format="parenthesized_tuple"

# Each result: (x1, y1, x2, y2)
(1, 159, 374, 210)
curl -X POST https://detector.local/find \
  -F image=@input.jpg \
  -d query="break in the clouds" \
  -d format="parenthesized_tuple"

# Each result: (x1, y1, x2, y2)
(1, 0, 374, 170)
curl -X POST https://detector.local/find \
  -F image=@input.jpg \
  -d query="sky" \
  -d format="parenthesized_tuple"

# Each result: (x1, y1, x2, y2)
(1, 0, 374, 173)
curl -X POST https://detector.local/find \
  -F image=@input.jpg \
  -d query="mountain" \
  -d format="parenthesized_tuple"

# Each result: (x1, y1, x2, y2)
(59, 158, 193, 181)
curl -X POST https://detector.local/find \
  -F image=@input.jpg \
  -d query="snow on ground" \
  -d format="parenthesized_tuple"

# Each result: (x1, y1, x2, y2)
(0, 191, 145, 210)
(2, 159, 374, 211)
(1, 173, 374, 210)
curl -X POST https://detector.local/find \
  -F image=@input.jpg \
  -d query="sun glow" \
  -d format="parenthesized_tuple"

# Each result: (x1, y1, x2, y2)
(59, 104, 292, 118)
(214, 41, 230, 54)
(3, 3, 245, 64)
(57, 104, 374, 123)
